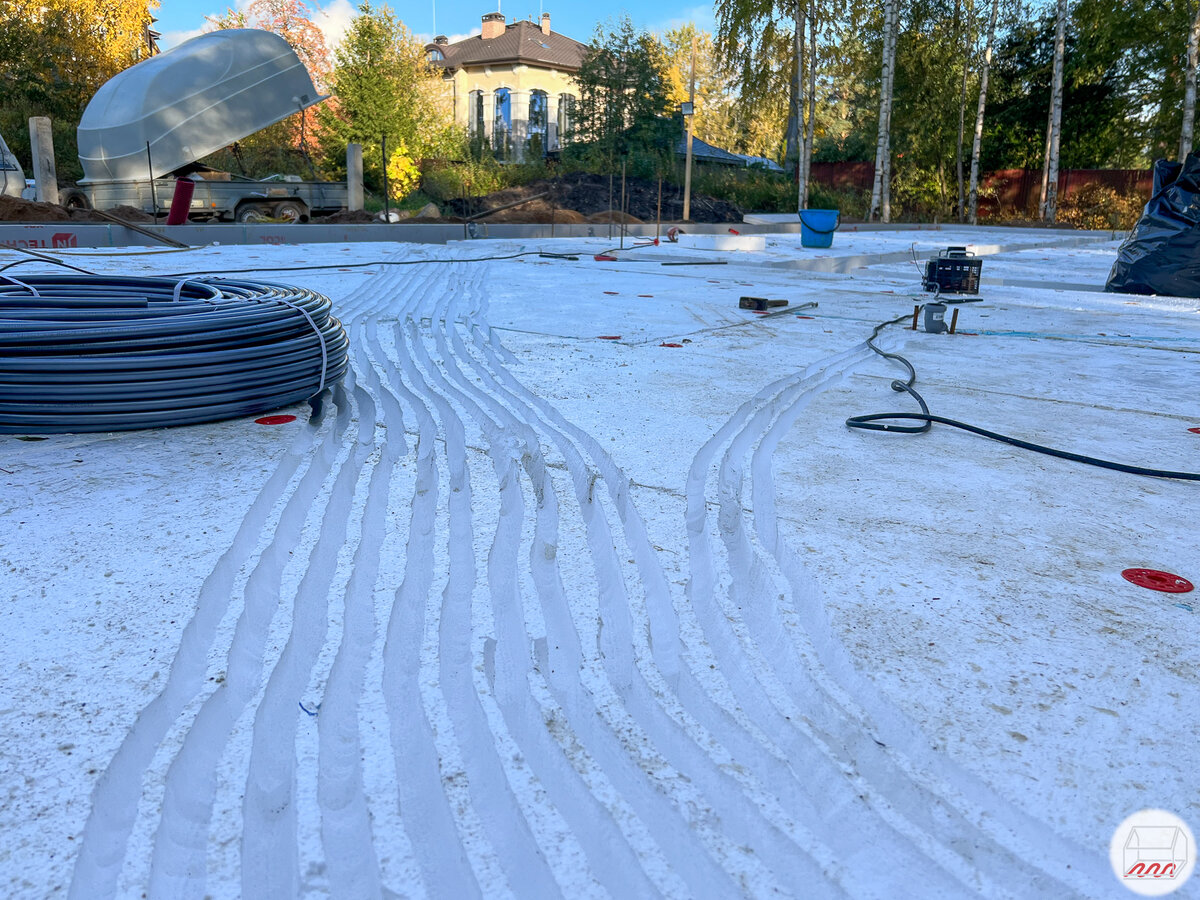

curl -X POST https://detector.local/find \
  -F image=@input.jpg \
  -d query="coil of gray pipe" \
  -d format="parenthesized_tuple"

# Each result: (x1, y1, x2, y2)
(0, 274, 349, 433)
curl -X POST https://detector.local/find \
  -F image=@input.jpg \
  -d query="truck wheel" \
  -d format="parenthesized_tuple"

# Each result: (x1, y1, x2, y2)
(274, 200, 306, 223)
(236, 204, 269, 223)
(62, 189, 91, 211)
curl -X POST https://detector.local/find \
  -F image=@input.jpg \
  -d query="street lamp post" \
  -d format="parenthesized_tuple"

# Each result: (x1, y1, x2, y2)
(682, 33, 696, 221)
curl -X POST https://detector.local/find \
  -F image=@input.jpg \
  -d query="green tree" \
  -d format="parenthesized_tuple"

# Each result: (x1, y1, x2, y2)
(663, 25, 783, 158)
(714, 0, 805, 163)
(0, 0, 159, 184)
(203, 0, 330, 176)
(984, 3, 1144, 174)
(872, 0, 969, 218)
(569, 15, 677, 176)
(314, 2, 457, 197)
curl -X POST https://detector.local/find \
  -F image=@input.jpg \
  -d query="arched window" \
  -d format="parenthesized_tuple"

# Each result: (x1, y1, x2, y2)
(558, 93, 576, 143)
(426, 48, 444, 62)
(493, 88, 512, 153)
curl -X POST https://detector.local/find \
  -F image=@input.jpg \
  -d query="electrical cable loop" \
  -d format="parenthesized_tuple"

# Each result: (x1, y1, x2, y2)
(0, 274, 349, 434)
(846, 300, 1200, 482)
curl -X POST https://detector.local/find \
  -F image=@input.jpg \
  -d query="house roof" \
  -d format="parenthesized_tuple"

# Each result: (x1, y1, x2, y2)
(675, 134, 787, 170)
(429, 20, 588, 73)
(677, 134, 746, 167)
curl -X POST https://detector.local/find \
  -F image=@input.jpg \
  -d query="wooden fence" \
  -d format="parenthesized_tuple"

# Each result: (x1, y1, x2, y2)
(807, 162, 1153, 217)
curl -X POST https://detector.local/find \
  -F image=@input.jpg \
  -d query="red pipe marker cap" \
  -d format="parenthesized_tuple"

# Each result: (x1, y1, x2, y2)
(1121, 568, 1194, 593)
(597, 335, 621, 340)
(660, 342, 683, 348)
(255, 414, 297, 425)
(603, 291, 619, 295)
(1188, 427, 1200, 434)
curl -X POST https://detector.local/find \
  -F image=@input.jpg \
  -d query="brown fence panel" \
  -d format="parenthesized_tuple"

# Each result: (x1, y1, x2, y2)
(806, 162, 1152, 218)
(1058, 168, 1153, 202)
(809, 161, 875, 191)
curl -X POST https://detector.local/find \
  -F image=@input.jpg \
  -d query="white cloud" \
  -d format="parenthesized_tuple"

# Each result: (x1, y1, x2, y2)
(315, 0, 356, 51)
(158, 0, 445, 55)
(647, 5, 716, 37)
(158, 27, 206, 51)
(414, 30, 477, 45)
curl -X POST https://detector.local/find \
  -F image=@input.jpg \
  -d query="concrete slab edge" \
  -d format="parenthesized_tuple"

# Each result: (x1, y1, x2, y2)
(0, 221, 1117, 252)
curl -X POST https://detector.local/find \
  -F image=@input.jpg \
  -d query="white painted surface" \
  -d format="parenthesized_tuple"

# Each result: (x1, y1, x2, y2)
(673, 233, 767, 252)
(2, 228, 1197, 899)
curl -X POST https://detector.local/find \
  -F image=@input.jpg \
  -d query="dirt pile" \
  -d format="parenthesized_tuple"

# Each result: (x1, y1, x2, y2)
(0, 196, 82, 222)
(472, 198, 589, 224)
(0, 196, 156, 224)
(445, 172, 743, 224)
(102, 205, 155, 223)
(312, 209, 378, 224)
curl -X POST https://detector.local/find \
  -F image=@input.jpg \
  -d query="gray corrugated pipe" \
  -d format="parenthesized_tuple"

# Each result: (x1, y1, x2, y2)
(0, 274, 349, 433)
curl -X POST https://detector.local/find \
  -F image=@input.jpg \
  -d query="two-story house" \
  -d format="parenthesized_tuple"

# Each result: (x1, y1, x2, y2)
(426, 12, 587, 160)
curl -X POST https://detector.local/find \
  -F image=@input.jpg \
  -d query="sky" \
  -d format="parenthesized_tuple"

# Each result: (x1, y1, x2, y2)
(156, 1, 717, 52)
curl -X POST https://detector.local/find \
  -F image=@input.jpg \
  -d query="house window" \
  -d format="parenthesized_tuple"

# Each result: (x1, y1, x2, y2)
(558, 94, 576, 143)
(426, 48, 444, 62)
(470, 91, 484, 137)
(528, 90, 548, 155)
(493, 88, 512, 154)
(529, 91, 548, 137)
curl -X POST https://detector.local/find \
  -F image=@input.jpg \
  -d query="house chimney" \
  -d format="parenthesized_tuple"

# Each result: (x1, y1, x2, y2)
(482, 12, 505, 39)
(541, 13, 551, 36)
(434, 34, 448, 45)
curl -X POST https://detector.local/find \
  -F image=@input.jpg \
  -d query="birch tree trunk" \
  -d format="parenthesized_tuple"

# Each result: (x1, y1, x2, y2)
(1038, 101, 1053, 217)
(1180, 2, 1200, 159)
(955, 0, 972, 221)
(795, 2, 809, 210)
(966, 0, 999, 225)
(786, 3, 806, 172)
(801, 0, 818, 209)
(1043, 0, 1067, 223)
(869, 0, 899, 221)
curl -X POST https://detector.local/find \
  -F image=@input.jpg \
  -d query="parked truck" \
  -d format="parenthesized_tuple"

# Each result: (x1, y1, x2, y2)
(61, 29, 347, 222)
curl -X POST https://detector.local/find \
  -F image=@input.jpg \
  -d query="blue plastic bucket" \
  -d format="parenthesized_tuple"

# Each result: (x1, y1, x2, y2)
(799, 209, 840, 248)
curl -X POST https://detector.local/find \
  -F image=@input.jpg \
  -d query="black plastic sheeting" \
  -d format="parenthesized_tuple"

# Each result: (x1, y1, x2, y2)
(0, 275, 349, 433)
(1106, 153, 1200, 296)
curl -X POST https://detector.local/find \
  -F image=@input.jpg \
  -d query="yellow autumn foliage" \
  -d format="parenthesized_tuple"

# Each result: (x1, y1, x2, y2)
(385, 148, 420, 201)
(9, 0, 160, 100)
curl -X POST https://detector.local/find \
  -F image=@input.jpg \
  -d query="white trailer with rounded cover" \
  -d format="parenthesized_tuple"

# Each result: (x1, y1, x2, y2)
(64, 29, 347, 222)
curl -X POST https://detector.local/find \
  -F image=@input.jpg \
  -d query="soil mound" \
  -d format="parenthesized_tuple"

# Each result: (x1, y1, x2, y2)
(0, 196, 78, 222)
(0, 196, 158, 224)
(313, 209, 377, 224)
(473, 199, 589, 224)
(586, 210, 643, 224)
(103, 205, 154, 223)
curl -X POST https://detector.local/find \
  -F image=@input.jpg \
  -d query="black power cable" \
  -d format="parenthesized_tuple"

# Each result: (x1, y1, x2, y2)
(846, 301, 1200, 482)
(0, 251, 585, 280)
(161, 250, 582, 278)
(0, 256, 97, 276)
(1, 275, 349, 434)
